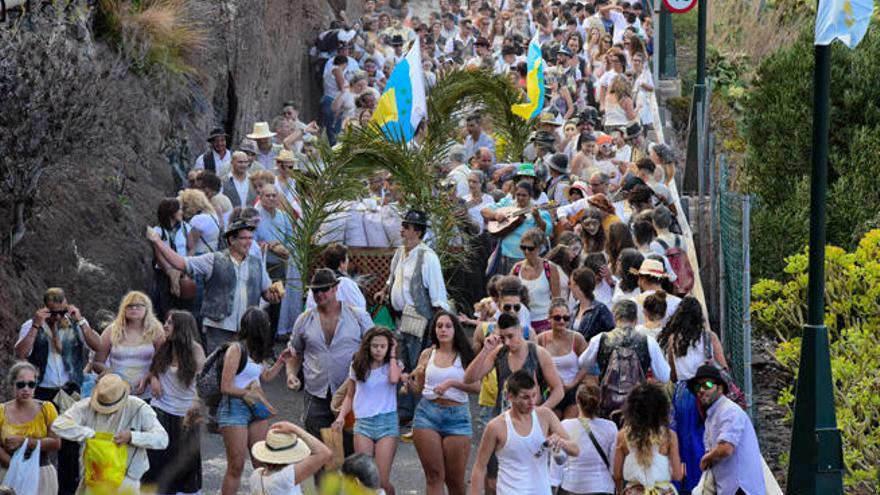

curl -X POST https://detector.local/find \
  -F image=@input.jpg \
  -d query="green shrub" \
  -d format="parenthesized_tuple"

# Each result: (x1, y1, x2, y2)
(741, 26, 880, 279)
(752, 229, 880, 492)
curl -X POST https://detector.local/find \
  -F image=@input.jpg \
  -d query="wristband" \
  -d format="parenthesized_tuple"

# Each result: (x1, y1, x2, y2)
(76, 318, 88, 327)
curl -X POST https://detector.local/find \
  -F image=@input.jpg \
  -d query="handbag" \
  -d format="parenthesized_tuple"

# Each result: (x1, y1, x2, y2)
(83, 431, 128, 490)
(1, 441, 41, 494)
(399, 304, 428, 339)
(703, 331, 748, 410)
(370, 303, 397, 331)
(691, 469, 716, 495)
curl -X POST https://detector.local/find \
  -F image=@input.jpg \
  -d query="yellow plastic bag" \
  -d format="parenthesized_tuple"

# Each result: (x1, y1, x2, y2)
(83, 431, 127, 492)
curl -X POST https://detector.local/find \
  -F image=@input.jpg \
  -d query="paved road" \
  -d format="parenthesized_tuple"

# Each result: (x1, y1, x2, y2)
(200, 344, 480, 494)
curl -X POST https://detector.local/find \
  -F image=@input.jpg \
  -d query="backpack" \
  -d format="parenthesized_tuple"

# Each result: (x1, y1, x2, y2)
(197, 341, 247, 408)
(598, 331, 648, 418)
(657, 236, 694, 296)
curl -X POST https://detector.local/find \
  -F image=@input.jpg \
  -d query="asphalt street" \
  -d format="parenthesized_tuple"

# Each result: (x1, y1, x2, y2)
(199, 344, 481, 494)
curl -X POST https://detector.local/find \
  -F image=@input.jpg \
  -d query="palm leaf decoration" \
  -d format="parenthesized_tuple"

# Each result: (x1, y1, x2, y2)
(276, 139, 367, 291)
(277, 68, 538, 292)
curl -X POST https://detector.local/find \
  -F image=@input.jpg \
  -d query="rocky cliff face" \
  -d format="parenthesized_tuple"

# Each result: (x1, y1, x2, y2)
(0, 0, 357, 368)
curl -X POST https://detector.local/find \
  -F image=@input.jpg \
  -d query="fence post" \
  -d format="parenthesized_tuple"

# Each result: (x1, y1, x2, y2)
(742, 194, 753, 418)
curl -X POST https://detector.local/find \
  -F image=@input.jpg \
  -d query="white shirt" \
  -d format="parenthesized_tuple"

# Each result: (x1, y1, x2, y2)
(578, 329, 671, 382)
(189, 212, 220, 254)
(446, 164, 472, 199)
(349, 362, 398, 418)
(185, 252, 272, 331)
(249, 464, 302, 495)
(229, 175, 251, 207)
(305, 275, 366, 310)
(467, 193, 495, 232)
(152, 223, 190, 257)
(635, 289, 681, 326)
(558, 418, 617, 494)
(389, 244, 450, 312)
(193, 149, 232, 174)
(16, 319, 86, 388)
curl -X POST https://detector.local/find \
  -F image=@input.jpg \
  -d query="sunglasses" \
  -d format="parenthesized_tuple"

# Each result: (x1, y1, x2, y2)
(691, 380, 716, 394)
(520, 244, 537, 252)
(49, 309, 68, 317)
(551, 315, 571, 322)
(313, 286, 334, 294)
(126, 304, 146, 310)
(15, 381, 37, 390)
(502, 303, 521, 312)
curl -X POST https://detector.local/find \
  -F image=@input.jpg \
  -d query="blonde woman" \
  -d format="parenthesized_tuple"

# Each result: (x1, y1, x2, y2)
(179, 188, 220, 255)
(88, 291, 165, 399)
(604, 75, 638, 132)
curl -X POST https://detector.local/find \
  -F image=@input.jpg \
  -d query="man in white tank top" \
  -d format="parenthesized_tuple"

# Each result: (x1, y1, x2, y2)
(469, 370, 579, 495)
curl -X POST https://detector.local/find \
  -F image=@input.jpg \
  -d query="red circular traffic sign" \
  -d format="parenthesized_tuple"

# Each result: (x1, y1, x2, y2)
(663, 0, 698, 13)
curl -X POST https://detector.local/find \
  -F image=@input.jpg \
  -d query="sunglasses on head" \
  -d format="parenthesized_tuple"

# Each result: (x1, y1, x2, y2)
(520, 244, 537, 252)
(551, 314, 571, 322)
(502, 303, 521, 312)
(15, 381, 37, 390)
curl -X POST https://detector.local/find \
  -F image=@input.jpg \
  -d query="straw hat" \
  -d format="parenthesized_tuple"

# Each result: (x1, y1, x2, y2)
(251, 429, 311, 465)
(90, 374, 130, 414)
(630, 258, 668, 279)
(246, 122, 277, 140)
(275, 149, 297, 163)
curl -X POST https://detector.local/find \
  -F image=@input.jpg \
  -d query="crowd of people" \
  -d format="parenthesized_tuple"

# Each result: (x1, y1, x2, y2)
(1, 0, 773, 494)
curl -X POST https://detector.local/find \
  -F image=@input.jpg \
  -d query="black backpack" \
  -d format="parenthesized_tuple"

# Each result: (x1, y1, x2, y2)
(196, 341, 247, 408)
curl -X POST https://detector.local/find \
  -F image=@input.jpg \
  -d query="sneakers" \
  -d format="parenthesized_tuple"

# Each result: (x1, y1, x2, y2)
(401, 428, 414, 443)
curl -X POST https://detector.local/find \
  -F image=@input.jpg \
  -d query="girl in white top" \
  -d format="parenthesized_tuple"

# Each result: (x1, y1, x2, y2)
(465, 171, 496, 233)
(144, 310, 206, 493)
(553, 384, 618, 495)
(218, 308, 292, 495)
(512, 228, 562, 333)
(334, 327, 401, 495)
(537, 299, 588, 419)
(613, 383, 683, 495)
(249, 421, 332, 495)
(635, 291, 667, 341)
(405, 311, 480, 495)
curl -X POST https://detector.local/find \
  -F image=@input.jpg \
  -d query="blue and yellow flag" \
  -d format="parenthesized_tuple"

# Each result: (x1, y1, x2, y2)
(371, 37, 427, 142)
(815, 0, 874, 49)
(511, 37, 545, 121)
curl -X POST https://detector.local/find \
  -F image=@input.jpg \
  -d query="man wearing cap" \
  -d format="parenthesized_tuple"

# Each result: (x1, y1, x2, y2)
(546, 153, 572, 206)
(246, 122, 282, 170)
(372, 210, 449, 424)
(463, 114, 496, 164)
(689, 365, 766, 495)
(147, 219, 281, 351)
(222, 151, 258, 208)
(633, 258, 681, 325)
(194, 127, 232, 175)
(52, 374, 169, 493)
(287, 269, 373, 449)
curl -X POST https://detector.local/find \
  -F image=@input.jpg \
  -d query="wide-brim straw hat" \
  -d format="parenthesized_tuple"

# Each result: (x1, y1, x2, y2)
(275, 149, 297, 163)
(629, 258, 668, 279)
(90, 374, 130, 414)
(251, 429, 311, 465)
(246, 121, 277, 140)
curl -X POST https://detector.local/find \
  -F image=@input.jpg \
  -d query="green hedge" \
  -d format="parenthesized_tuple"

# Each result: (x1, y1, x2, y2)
(741, 25, 880, 279)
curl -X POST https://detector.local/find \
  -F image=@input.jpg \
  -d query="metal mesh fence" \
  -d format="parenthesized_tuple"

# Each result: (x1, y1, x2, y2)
(717, 156, 753, 413)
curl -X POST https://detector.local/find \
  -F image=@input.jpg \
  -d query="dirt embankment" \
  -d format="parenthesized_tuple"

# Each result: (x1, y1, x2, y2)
(0, 0, 358, 372)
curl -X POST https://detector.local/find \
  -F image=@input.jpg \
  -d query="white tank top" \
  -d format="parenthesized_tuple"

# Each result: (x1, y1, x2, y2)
(497, 410, 552, 495)
(622, 441, 673, 489)
(673, 335, 707, 382)
(233, 354, 262, 389)
(422, 349, 468, 404)
(518, 263, 552, 320)
(153, 366, 197, 417)
(551, 349, 580, 384)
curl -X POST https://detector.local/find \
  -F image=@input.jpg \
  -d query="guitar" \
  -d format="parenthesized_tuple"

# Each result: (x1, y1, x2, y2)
(486, 202, 556, 237)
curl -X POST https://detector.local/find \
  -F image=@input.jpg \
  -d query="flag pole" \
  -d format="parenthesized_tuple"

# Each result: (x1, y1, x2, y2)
(785, 39, 844, 495)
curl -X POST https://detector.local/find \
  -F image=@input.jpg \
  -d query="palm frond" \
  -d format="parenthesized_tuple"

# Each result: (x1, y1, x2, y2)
(277, 139, 368, 289)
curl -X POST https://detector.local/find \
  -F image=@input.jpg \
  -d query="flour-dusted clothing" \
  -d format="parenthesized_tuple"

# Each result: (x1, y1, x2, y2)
(703, 396, 766, 495)
(186, 251, 272, 331)
(579, 328, 671, 382)
(288, 304, 373, 398)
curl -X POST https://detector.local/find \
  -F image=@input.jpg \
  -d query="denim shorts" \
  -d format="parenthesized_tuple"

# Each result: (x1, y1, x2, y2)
(353, 411, 399, 441)
(217, 396, 255, 427)
(413, 398, 473, 437)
